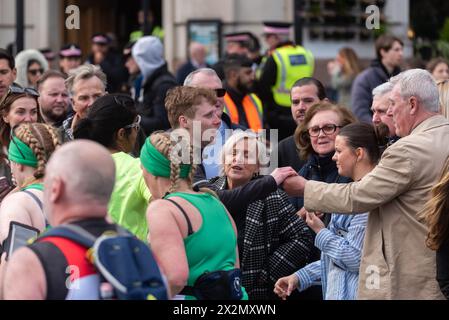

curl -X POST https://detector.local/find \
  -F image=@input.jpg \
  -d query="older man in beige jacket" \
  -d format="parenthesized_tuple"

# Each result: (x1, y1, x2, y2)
(283, 69, 448, 300)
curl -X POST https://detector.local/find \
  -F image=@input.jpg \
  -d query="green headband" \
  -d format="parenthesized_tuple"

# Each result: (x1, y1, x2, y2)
(140, 137, 191, 179)
(8, 136, 38, 168)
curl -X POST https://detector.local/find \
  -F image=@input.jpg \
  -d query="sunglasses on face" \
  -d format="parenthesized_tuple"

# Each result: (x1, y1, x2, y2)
(214, 88, 226, 98)
(28, 68, 44, 76)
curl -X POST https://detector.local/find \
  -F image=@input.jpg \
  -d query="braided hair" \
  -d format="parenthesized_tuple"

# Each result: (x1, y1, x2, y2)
(13, 123, 61, 184)
(149, 132, 197, 194)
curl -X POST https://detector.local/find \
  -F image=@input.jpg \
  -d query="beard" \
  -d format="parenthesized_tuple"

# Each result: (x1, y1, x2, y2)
(236, 78, 252, 95)
(41, 105, 68, 125)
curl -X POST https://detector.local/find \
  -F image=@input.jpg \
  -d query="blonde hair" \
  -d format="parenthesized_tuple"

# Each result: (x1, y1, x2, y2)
(338, 47, 362, 78)
(437, 79, 449, 119)
(149, 131, 196, 194)
(220, 130, 269, 176)
(14, 123, 61, 186)
(419, 157, 449, 250)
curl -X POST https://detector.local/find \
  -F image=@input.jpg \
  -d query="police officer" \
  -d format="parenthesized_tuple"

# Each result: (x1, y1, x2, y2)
(256, 22, 314, 141)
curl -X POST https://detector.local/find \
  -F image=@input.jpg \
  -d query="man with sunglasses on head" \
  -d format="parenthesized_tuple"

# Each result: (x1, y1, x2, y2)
(0, 49, 17, 102)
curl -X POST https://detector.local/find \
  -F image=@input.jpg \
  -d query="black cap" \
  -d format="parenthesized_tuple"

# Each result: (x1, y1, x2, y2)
(59, 43, 82, 58)
(224, 32, 252, 46)
(39, 48, 56, 60)
(263, 21, 292, 35)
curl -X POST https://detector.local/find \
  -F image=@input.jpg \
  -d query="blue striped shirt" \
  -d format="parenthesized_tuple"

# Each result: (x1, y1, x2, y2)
(295, 213, 369, 300)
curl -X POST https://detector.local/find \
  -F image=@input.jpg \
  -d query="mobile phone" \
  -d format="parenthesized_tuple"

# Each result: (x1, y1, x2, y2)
(3, 221, 39, 260)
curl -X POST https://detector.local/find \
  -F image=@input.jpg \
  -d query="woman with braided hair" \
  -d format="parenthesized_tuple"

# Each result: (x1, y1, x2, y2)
(141, 131, 248, 300)
(0, 123, 60, 246)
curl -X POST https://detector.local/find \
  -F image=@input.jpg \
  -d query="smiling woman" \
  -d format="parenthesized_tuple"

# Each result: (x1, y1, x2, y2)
(0, 86, 43, 149)
(290, 102, 356, 229)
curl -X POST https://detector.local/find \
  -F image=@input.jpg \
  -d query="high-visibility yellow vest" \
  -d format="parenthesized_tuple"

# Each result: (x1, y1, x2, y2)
(271, 45, 314, 107)
(223, 93, 264, 132)
(130, 26, 164, 42)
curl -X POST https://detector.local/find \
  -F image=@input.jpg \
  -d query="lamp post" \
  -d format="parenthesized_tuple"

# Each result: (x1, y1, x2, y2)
(16, 0, 25, 52)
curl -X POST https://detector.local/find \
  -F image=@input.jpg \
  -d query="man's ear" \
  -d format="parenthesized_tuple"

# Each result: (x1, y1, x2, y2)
(178, 115, 189, 129)
(409, 96, 418, 115)
(12, 67, 17, 80)
(50, 177, 64, 203)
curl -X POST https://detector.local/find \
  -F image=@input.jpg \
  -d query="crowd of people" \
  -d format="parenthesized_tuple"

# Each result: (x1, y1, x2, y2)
(0, 20, 448, 300)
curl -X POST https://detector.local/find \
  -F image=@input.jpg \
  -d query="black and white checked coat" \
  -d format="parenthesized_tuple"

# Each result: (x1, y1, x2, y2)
(209, 176, 314, 300)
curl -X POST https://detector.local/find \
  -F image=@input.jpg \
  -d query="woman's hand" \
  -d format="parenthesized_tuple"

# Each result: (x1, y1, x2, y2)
(270, 167, 298, 185)
(297, 207, 324, 220)
(305, 211, 325, 234)
(273, 274, 299, 300)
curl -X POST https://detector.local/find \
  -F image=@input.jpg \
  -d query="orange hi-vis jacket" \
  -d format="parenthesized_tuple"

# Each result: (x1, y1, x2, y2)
(223, 92, 263, 131)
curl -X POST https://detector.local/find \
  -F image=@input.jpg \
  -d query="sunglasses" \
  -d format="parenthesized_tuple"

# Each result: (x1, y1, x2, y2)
(214, 88, 226, 98)
(28, 68, 44, 76)
(123, 115, 141, 131)
(0, 85, 40, 108)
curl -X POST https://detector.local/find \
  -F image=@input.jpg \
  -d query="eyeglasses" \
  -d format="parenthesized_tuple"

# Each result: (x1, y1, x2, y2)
(214, 88, 226, 98)
(0, 85, 40, 108)
(123, 115, 141, 131)
(308, 124, 342, 137)
(10, 126, 26, 159)
(28, 68, 44, 76)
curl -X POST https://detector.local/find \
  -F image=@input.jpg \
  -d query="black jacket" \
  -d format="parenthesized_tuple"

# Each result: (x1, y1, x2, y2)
(290, 153, 352, 220)
(437, 238, 449, 299)
(351, 60, 400, 123)
(194, 175, 278, 219)
(139, 64, 177, 135)
(274, 135, 305, 172)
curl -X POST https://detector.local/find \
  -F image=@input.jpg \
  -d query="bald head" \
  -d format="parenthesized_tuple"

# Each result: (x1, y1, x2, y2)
(184, 68, 221, 88)
(189, 42, 207, 66)
(45, 140, 115, 211)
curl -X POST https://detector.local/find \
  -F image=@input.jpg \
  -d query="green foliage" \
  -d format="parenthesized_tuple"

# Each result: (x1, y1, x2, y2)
(439, 18, 449, 42)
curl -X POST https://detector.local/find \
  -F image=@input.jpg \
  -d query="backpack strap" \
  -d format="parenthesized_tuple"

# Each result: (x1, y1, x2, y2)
(40, 224, 97, 248)
(164, 198, 193, 236)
